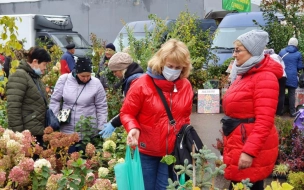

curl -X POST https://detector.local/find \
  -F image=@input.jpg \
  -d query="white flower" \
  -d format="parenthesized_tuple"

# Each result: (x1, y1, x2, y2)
(98, 167, 109, 178)
(117, 158, 125, 163)
(102, 140, 116, 152)
(15, 132, 24, 142)
(112, 183, 118, 190)
(6, 139, 22, 154)
(34, 159, 51, 173)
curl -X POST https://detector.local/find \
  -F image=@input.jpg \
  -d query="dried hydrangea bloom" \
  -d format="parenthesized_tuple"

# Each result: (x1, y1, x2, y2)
(44, 126, 54, 134)
(34, 144, 43, 155)
(46, 174, 62, 190)
(70, 152, 80, 161)
(90, 179, 112, 190)
(8, 166, 30, 185)
(85, 143, 96, 158)
(103, 151, 112, 159)
(0, 171, 6, 187)
(18, 158, 34, 172)
(46, 156, 57, 170)
(107, 159, 116, 168)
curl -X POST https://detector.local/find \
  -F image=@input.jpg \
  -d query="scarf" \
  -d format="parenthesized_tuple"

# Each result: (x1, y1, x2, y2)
(229, 53, 264, 83)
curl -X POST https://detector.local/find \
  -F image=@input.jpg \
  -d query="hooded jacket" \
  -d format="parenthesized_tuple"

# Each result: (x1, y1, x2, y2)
(6, 61, 47, 136)
(222, 55, 282, 182)
(120, 72, 193, 157)
(279, 45, 303, 88)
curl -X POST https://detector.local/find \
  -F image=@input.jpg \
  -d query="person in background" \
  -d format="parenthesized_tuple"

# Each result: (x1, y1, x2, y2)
(120, 39, 193, 190)
(60, 43, 76, 75)
(6, 47, 51, 146)
(222, 30, 282, 190)
(50, 57, 108, 153)
(96, 43, 116, 89)
(98, 52, 144, 138)
(263, 48, 287, 116)
(279, 37, 303, 117)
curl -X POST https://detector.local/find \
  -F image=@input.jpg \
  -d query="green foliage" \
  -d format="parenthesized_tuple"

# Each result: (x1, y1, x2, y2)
(166, 145, 226, 190)
(260, 1, 304, 53)
(160, 155, 176, 165)
(75, 116, 101, 149)
(106, 88, 123, 120)
(31, 166, 52, 190)
(89, 33, 106, 73)
(232, 178, 253, 190)
(118, 8, 216, 89)
(58, 158, 92, 190)
(273, 163, 290, 177)
(275, 116, 294, 157)
(287, 171, 304, 190)
(0, 99, 8, 128)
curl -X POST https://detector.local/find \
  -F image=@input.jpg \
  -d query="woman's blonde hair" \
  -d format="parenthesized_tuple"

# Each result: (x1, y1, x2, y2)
(147, 39, 192, 78)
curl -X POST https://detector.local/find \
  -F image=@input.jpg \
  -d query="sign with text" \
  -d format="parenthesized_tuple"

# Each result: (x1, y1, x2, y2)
(222, 0, 251, 12)
(197, 89, 220, 114)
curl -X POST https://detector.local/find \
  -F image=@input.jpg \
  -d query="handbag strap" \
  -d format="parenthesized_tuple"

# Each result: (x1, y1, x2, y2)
(32, 78, 48, 108)
(151, 78, 176, 125)
(71, 84, 86, 110)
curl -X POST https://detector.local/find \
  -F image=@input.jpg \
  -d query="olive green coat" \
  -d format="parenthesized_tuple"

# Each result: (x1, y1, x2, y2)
(6, 61, 47, 136)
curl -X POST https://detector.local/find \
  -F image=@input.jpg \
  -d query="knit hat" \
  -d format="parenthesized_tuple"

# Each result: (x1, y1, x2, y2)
(106, 43, 116, 51)
(65, 43, 75, 50)
(108, 52, 133, 71)
(76, 57, 92, 73)
(288, 37, 298, 46)
(237, 30, 269, 56)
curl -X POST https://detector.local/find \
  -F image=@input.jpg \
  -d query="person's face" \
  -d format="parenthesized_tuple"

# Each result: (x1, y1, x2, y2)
(32, 59, 48, 74)
(70, 48, 75, 54)
(233, 45, 251, 66)
(105, 48, 115, 59)
(112, 70, 123, 79)
(164, 59, 182, 70)
(77, 72, 91, 83)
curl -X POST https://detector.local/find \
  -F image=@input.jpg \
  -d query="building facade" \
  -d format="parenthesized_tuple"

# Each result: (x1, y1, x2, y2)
(0, 0, 259, 43)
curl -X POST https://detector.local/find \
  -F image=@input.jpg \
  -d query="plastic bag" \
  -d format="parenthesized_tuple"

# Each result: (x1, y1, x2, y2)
(114, 146, 145, 190)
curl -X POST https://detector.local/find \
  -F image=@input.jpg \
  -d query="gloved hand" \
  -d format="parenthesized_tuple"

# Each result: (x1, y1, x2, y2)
(99, 123, 115, 138)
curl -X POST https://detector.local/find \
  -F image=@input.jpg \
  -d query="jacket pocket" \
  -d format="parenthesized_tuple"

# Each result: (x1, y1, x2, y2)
(23, 111, 38, 124)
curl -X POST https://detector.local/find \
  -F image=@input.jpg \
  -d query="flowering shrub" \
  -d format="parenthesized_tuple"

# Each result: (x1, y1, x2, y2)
(0, 125, 126, 189)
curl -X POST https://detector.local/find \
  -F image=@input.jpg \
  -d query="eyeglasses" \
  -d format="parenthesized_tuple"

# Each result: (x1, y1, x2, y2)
(233, 49, 247, 54)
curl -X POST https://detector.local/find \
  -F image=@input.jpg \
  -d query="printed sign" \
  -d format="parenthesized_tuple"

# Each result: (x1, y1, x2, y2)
(296, 88, 304, 108)
(222, 0, 251, 12)
(197, 89, 220, 113)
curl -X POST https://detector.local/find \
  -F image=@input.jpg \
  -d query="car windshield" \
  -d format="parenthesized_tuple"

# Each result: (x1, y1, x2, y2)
(212, 26, 260, 48)
(50, 33, 90, 49)
(113, 33, 146, 52)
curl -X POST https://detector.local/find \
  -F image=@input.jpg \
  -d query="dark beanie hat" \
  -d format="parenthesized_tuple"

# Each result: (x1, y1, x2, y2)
(76, 57, 92, 73)
(106, 43, 116, 51)
(66, 43, 75, 50)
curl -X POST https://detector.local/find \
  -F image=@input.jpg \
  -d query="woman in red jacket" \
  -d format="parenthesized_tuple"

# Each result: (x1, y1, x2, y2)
(222, 30, 283, 190)
(120, 39, 193, 190)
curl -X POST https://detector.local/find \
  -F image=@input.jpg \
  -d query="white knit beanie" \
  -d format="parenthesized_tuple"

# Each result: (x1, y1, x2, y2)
(108, 52, 133, 71)
(237, 30, 269, 56)
(288, 37, 298, 46)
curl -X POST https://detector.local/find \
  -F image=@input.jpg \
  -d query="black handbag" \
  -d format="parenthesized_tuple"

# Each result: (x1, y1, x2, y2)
(221, 115, 255, 136)
(33, 78, 60, 130)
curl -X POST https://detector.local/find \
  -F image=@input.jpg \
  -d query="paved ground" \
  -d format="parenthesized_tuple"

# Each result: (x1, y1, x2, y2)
(190, 112, 289, 189)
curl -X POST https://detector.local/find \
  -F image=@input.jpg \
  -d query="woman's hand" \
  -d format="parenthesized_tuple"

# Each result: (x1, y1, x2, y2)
(238, 152, 253, 170)
(127, 128, 140, 146)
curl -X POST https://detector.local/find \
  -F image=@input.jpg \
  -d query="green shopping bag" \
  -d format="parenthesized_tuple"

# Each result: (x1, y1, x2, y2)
(114, 146, 145, 190)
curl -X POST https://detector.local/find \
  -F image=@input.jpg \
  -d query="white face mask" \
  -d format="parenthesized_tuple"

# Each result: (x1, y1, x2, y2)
(162, 66, 182, 81)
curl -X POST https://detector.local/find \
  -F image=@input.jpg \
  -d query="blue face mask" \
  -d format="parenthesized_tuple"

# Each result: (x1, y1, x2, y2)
(162, 66, 182, 81)
(34, 68, 42, 76)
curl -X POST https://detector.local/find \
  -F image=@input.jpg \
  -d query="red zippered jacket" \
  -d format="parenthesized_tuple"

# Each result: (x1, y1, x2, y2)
(120, 74, 193, 157)
(222, 55, 283, 182)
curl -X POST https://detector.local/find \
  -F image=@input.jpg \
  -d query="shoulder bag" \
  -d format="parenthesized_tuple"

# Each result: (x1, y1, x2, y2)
(32, 78, 60, 130)
(57, 84, 86, 124)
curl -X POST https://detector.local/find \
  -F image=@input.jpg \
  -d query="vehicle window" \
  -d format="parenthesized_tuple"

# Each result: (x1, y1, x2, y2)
(212, 26, 260, 48)
(50, 34, 90, 48)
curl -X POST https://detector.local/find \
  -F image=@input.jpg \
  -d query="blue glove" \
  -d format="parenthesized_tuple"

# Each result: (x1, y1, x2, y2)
(99, 123, 115, 138)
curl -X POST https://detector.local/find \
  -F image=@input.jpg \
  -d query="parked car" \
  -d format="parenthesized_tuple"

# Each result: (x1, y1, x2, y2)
(113, 19, 217, 52)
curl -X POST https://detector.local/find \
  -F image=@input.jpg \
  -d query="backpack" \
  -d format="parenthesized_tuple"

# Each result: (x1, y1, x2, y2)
(173, 124, 204, 166)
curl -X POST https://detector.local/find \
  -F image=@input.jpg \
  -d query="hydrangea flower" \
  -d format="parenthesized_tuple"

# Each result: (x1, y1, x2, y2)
(117, 158, 125, 163)
(18, 158, 34, 172)
(0, 171, 6, 187)
(34, 159, 51, 173)
(90, 179, 112, 190)
(6, 139, 22, 155)
(103, 140, 116, 152)
(46, 174, 62, 190)
(98, 167, 109, 178)
(8, 166, 30, 185)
